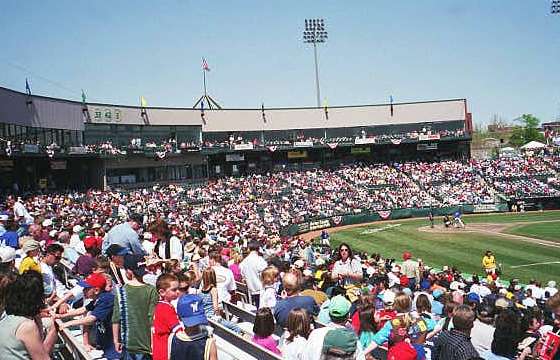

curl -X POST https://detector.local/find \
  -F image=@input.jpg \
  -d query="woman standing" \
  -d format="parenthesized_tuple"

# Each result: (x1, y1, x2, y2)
(0, 271, 58, 359)
(150, 219, 183, 261)
(331, 243, 363, 286)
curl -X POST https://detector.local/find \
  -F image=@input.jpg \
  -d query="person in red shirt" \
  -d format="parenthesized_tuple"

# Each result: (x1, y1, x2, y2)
(152, 273, 183, 360)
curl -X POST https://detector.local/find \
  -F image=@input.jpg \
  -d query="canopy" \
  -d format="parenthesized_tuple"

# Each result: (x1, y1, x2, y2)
(520, 141, 546, 150)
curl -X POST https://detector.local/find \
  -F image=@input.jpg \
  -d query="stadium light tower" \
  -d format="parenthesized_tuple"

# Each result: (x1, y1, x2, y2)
(303, 18, 328, 107)
(553, 0, 560, 14)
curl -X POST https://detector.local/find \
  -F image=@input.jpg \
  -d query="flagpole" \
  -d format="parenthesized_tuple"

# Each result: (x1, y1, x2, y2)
(203, 70, 207, 98)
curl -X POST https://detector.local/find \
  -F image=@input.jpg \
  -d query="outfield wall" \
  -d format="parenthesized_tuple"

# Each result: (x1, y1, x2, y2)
(281, 204, 510, 236)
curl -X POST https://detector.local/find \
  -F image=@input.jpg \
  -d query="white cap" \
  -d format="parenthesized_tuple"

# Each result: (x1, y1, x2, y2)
(294, 259, 305, 269)
(548, 281, 557, 289)
(42, 219, 53, 227)
(49, 230, 58, 237)
(383, 290, 396, 305)
(72, 225, 83, 233)
(315, 258, 326, 266)
(303, 269, 313, 277)
(143, 232, 152, 240)
(0, 246, 16, 263)
(0, 215, 8, 221)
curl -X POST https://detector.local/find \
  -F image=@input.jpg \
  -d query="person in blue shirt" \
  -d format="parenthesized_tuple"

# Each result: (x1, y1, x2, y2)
(102, 213, 145, 256)
(59, 273, 119, 359)
(274, 272, 319, 328)
(0, 219, 20, 249)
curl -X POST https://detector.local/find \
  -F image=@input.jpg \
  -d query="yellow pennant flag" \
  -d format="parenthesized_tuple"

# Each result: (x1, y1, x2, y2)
(140, 96, 148, 108)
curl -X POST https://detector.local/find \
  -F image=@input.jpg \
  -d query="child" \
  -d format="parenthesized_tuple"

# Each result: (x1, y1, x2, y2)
(386, 316, 417, 360)
(200, 268, 241, 332)
(152, 273, 183, 360)
(279, 308, 310, 359)
(112, 254, 159, 358)
(259, 266, 279, 309)
(252, 307, 281, 355)
(171, 294, 218, 360)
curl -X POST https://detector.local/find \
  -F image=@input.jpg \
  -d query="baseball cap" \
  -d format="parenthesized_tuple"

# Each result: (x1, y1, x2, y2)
(124, 254, 147, 277)
(467, 292, 481, 304)
(432, 289, 443, 299)
(177, 294, 208, 327)
(402, 251, 412, 260)
(22, 239, 41, 254)
(322, 328, 357, 356)
(72, 225, 83, 233)
(0, 214, 8, 221)
(78, 273, 107, 290)
(383, 290, 396, 305)
(42, 219, 53, 227)
(0, 247, 16, 263)
(294, 259, 305, 269)
(106, 244, 128, 257)
(329, 295, 351, 318)
(495, 297, 510, 309)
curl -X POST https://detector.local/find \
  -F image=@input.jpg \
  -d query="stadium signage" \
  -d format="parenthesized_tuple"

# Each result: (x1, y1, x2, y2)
(234, 143, 254, 151)
(473, 204, 499, 213)
(50, 160, 67, 170)
(68, 146, 88, 154)
(23, 144, 40, 153)
(418, 134, 441, 141)
(350, 146, 371, 154)
(287, 150, 307, 159)
(297, 219, 331, 234)
(354, 137, 376, 145)
(226, 153, 245, 162)
(294, 141, 314, 148)
(417, 143, 438, 151)
(89, 107, 123, 123)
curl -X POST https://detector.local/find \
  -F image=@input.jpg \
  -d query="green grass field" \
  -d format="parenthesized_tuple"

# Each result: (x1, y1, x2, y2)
(324, 211, 560, 283)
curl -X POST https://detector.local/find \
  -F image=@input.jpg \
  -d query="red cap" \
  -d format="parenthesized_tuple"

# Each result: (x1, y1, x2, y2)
(79, 273, 107, 289)
(83, 236, 99, 249)
(402, 252, 412, 260)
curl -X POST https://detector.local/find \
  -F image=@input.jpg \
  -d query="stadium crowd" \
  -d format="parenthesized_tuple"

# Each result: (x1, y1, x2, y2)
(0, 155, 560, 359)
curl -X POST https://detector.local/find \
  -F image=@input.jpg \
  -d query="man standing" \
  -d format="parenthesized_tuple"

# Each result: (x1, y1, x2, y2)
(432, 305, 479, 359)
(482, 250, 496, 275)
(103, 213, 145, 256)
(239, 241, 267, 307)
(209, 251, 236, 304)
(401, 251, 419, 290)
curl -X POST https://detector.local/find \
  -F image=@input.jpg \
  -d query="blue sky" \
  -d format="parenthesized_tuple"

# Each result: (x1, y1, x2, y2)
(1, 1, 559, 126)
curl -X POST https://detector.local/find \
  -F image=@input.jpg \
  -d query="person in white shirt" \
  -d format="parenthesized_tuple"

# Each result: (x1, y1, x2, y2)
(209, 251, 236, 304)
(239, 241, 267, 307)
(13, 197, 34, 225)
(331, 243, 363, 286)
(545, 280, 558, 298)
(522, 288, 537, 308)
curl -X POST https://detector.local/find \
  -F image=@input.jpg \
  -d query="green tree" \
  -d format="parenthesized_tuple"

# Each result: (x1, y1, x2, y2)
(508, 114, 545, 147)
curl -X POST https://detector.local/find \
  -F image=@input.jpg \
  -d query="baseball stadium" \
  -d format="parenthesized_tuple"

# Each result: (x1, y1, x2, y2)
(2, 2, 560, 360)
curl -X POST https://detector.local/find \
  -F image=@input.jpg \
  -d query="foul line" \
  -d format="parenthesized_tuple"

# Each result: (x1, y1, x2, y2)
(511, 261, 560, 268)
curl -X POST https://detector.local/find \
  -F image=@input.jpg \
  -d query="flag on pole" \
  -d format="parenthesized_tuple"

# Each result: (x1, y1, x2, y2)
(81, 89, 87, 105)
(389, 95, 394, 117)
(25, 78, 32, 96)
(202, 58, 210, 72)
(140, 96, 148, 108)
(262, 103, 266, 123)
(200, 100, 206, 124)
(323, 98, 329, 120)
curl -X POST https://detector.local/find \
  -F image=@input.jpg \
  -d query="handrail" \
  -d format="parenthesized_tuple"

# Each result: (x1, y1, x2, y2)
(55, 320, 94, 360)
(208, 318, 282, 360)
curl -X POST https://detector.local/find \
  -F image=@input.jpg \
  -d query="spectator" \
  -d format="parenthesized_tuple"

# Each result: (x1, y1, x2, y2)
(259, 265, 280, 309)
(0, 246, 17, 274)
(112, 254, 158, 359)
(18, 238, 41, 274)
(150, 219, 183, 261)
(200, 268, 241, 332)
(274, 272, 319, 328)
(172, 294, 218, 360)
(240, 241, 267, 307)
(209, 251, 236, 304)
(0, 219, 19, 249)
(306, 294, 365, 360)
(152, 273, 182, 360)
(432, 304, 479, 360)
(41, 243, 64, 303)
(331, 243, 363, 286)
(103, 213, 145, 256)
(106, 244, 129, 286)
(0, 271, 58, 359)
(279, 308, 312, 359)
(252, 307, 281, 354)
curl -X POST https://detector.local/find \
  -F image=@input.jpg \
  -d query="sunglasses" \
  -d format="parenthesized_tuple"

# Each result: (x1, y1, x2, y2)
(340, 248, 349, 252)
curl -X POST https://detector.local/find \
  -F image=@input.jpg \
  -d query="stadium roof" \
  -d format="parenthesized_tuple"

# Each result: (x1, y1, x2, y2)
(0, 86, 467, 132)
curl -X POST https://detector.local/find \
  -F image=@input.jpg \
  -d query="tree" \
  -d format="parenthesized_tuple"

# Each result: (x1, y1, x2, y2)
(508, 114, 545, 147)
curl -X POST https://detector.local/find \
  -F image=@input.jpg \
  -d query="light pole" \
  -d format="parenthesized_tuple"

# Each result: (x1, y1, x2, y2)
(553, 0, 560, 14)
(303, 18, 328, 108)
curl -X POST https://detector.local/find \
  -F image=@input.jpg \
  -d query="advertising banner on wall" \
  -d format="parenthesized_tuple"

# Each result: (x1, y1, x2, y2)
(287, 150, 308, 159)
(351, 146, 371, 154)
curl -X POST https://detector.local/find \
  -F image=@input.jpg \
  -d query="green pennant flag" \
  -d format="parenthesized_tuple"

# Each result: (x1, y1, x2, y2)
(81, 89, 87, 104)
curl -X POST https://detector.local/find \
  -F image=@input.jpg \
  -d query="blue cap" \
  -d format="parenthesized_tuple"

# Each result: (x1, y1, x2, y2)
(106, 244, 128, 257)
(432, 289, 443, 299)
(177, 294, 208, 327)
(467, 292, 481, 304)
